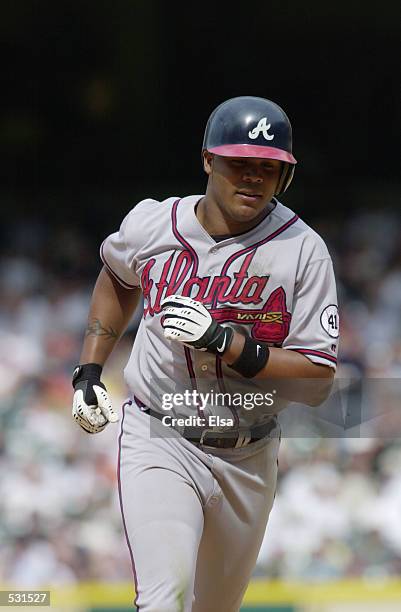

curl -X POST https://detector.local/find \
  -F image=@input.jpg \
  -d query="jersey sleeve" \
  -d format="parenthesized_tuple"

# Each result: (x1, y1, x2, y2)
(282, 257, 339, 370)
(100, 204, 149, 289)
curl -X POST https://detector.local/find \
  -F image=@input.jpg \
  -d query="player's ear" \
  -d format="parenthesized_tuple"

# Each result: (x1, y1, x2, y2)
(202, 150, 213, 175)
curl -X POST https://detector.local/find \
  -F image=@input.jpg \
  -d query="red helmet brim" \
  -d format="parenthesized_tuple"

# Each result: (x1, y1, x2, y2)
(208, 144, 297, 164)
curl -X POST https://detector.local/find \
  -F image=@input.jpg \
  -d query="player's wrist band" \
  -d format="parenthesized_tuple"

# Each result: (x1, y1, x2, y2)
(72, 363, 103, 388)
(203, 323, 234, 356)
(228, 337, 270, 378)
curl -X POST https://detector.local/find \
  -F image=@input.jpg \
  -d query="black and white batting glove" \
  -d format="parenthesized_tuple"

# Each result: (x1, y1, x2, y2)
(160, 294, 234, 356)
(72, 363, 119, 434)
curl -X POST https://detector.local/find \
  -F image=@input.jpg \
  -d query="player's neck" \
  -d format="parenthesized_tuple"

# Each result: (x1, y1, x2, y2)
(196, 196, 275, 237)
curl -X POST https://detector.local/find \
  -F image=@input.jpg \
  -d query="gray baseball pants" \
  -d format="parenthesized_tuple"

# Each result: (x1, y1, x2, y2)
(118, 399, 279, 612)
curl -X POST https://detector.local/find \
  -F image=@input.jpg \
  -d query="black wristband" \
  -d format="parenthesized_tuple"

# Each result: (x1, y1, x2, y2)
(72, 363, 103, 387)
(192, 321, 234, 356)
(229, 336, 270, 378)
(72, 363, 106, 406)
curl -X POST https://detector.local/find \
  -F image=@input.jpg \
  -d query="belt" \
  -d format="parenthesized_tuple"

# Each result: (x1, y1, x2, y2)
(134, 396, 277, 449)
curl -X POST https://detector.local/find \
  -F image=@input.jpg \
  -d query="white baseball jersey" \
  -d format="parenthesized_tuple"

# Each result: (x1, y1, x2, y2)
(101, 195, 338, 426)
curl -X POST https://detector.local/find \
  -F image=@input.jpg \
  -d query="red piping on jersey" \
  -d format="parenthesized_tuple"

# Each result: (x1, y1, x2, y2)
(184, 346, 204, 418)
(100, 241, 139, 289)
(289, 348, 337, 365)
(184, 346, 197, 388)
(171, 198, 199, 275)
(211, 213, 299, 309)
(221, 213, 299, 277)
(117, 400, 140, 610)
(215, 357, 240, 427)
(173, 199, 203, 411)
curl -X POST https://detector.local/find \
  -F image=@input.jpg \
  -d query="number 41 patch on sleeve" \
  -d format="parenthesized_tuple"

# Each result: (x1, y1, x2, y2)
(320, 305, 339, 338)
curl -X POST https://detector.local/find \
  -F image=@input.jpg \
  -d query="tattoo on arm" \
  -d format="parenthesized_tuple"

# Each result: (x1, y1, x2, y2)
(85, 318, 118, 340)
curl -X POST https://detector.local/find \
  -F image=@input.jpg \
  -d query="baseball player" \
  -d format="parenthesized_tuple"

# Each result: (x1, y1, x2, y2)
(72, 96, 339, 611)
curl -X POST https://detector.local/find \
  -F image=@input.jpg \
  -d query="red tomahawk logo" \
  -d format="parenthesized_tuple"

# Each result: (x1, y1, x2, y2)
(210, 286, 291, 345)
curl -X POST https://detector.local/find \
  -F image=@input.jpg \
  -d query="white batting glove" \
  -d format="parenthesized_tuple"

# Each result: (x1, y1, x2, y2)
(72, 364, 119, 434)
(160, 294, 234, 355)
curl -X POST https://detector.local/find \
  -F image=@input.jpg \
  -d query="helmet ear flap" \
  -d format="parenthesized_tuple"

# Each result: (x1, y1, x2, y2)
(275, 163, 295, 196)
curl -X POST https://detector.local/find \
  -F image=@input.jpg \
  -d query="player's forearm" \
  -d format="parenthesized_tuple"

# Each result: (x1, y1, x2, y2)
(223, 332, 332, 378)
(258, 347, 334, 379)
(223, 331, 334, 406)
(79, 266, 142, 366)
(258, 347, 334, 405)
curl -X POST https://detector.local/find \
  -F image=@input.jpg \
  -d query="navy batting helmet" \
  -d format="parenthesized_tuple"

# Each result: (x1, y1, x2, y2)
(202, 96, 297, 195)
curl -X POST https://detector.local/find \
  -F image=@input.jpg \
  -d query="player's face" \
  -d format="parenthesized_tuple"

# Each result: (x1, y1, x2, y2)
(203, 153, 282, 223)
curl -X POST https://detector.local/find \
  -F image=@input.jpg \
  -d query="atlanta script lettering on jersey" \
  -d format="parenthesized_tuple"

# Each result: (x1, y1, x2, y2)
(141, 250, 268, 317)
(140, 249, 292, 344)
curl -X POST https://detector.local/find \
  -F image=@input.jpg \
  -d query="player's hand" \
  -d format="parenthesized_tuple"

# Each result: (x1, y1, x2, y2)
(160, 294, 234, 355)
(72, 363, 119, 434)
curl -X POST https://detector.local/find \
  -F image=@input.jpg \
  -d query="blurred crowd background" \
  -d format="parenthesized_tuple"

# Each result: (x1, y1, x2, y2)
(1, 0, 400, 590)
(1, 206, 401, 586)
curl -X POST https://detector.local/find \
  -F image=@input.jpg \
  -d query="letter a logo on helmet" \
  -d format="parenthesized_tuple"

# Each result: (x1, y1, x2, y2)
(202, 96, 297, 195)
(248, 117, 274, 141)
